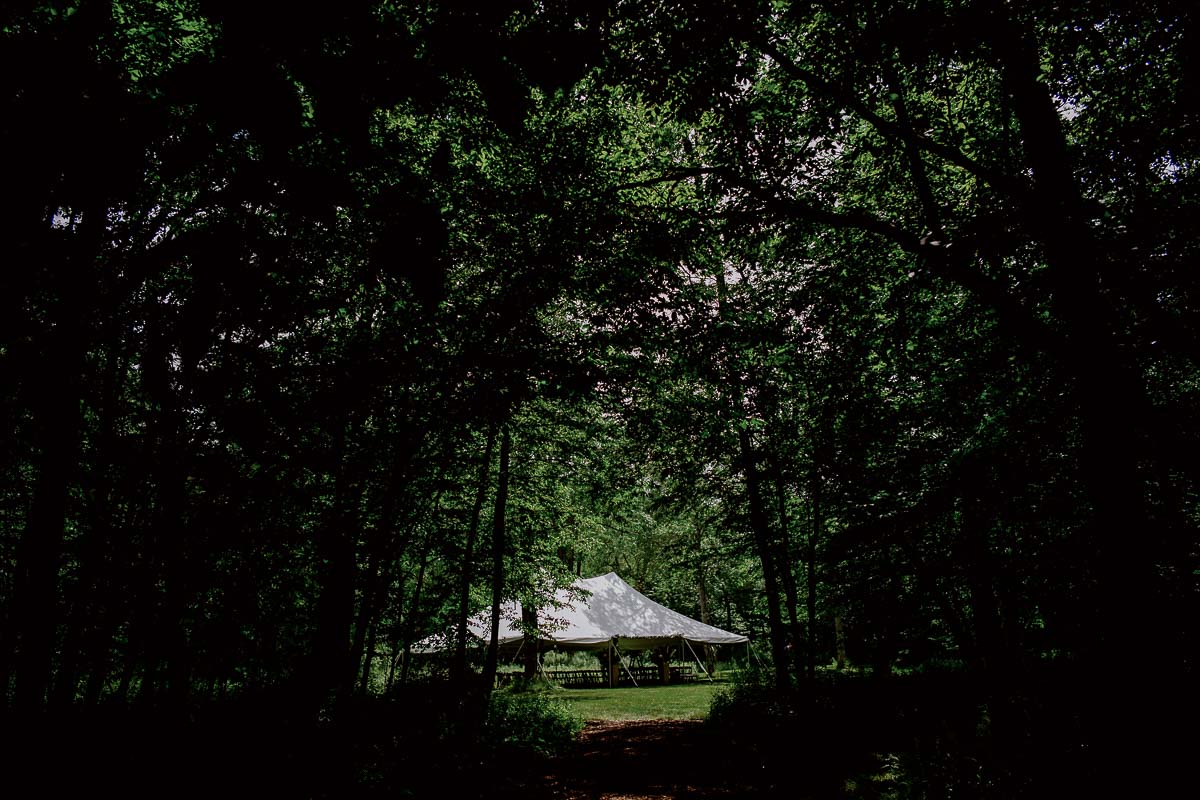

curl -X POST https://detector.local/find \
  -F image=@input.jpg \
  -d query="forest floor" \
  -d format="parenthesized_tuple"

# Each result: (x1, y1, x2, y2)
(526, 719, 783, 800)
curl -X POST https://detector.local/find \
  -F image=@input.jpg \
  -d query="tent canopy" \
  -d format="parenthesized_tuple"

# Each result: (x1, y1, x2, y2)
(434, 571, 748, 652)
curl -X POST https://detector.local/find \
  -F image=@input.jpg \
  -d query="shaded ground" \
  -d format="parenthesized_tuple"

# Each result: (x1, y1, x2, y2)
(532, 719, 776, 800)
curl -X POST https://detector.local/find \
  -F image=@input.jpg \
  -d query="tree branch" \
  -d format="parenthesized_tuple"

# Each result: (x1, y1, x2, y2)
(609, 167, 725, 193)
(756, 38, 1024, 200)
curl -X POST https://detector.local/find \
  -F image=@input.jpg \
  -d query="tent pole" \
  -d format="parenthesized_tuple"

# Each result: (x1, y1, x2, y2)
(747, 640, 765, 669)
(682, 638, 714, 683)
(612, 639, 639, 687)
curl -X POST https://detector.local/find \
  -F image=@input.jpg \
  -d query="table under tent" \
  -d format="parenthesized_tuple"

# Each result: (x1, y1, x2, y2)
(423, 572, 749, 688)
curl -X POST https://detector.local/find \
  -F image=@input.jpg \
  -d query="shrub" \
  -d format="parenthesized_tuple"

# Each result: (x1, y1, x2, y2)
(483, 688, 584, 757)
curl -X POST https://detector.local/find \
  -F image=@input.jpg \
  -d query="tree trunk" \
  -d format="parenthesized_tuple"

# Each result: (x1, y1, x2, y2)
(310, 420, 361, 708)
(13, 381, 81, 709)
(696, 550, 717, 676)
(454, 423, 497, 684)
(521, 604, 538, 679)
(9, 197, 105, 711)
(714, 271, 789, 690)
(350, 550, 380, 693)
(384, 568, 408, 691)
(359, 617, 379, 695)
(770, 456, 805, 681)
(834, 614, 846, 671)
(399, 550, 428, 686)
(738, 427, 790, 691)
(481, 424, 512, 691)
(806, 463, 822, 679)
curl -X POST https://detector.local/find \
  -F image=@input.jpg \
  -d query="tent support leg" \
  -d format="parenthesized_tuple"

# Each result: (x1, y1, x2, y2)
(747, 640, 765, 669)
(612, 639, 639, 687)
(683, 639, 714, 682)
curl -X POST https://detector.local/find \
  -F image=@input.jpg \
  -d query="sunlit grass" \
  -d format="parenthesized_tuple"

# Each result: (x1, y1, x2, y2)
(549, 681, 726, 721)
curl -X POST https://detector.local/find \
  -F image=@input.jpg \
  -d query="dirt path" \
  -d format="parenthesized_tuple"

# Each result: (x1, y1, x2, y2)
(535, 720, 765, 799)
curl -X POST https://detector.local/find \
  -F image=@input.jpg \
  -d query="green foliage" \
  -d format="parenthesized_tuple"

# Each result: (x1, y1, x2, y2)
(483, 687, 584, 757)
(706, 664, 793, 733)
(0, 1, 1193, 795)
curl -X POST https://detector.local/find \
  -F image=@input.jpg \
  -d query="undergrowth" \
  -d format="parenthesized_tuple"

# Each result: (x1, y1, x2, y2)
(484, 686, 584, 756)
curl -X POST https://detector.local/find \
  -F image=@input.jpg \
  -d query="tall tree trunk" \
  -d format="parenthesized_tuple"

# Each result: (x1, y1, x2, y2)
(521, 604, 538, 679)
(310, 419, 362, 708)
(834, 614, 846, 671)
(738, 427, 790, 691)
(481, 424, 512, 691)
(351, 552, 393, 695)
(349, 550, 377, 693)
(12, 291, 95, 709)
(9, 194, 109, 710)
(714, 271, 789, 690)
(770, 455, 805, 682)
(454, 422, 497, 684)
(13, 369, 81, 709)
(360, 423, 432, 692)
(359, 616, 379, 695)
(986, 12, 1174, 788)
(806, 463, 822, 680)
(384, 571, 407, 691)
(988, 2, 1157, 653)
(52, 345, 127, 706)
(695, 549, 716, 677)
(399, 549, 428, 686)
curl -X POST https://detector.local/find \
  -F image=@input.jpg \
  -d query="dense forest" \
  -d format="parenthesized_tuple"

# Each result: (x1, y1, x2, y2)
(2, 1, 1195, 796)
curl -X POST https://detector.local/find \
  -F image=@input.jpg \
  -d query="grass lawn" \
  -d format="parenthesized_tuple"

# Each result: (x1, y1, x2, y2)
(550, 682, 726, 721)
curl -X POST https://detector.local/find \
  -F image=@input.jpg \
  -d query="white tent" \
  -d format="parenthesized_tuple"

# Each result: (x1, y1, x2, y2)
(429, 571, 748, 652)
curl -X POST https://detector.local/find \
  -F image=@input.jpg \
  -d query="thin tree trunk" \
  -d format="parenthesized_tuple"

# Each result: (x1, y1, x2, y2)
(385, 570, 408, 691)
(13, 337, 84, 709)
(359, 617, 379, 694)
(770, 455, 804, 682)
(834, 614, 846, 671)
(714, 271, 789, 690)
(806, 463, 821, 680)
(311, 419, 362, 708)
(349, 550, 377, 692)
(521, 604, 538, 679)
(481, 424, 512, 691)
(738, 427, 790, 691)
(696, 553, 716, 677)
(9, 198, 104, 711)
(455, 423, 497, 684)
(53, 345, 127, 706)
(399, 550, 428, 686)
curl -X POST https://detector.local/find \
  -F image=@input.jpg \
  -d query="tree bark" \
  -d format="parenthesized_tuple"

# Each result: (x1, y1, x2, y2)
(834, 614, 846, 671)
(770, 455, 805, 681)
(454, 422, 497, 684)
(481, 424, 512, 691)
(714, 270, 789, 690)
(738, 427, 790, 691)
(399, 550, 428, 686)
(13, 369, 81, 709)
(806, 463, 822, 680)
(310, 419, 362, 708)
(521, 603, 538, 679)
(384, 572, 407, 692)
